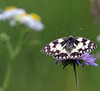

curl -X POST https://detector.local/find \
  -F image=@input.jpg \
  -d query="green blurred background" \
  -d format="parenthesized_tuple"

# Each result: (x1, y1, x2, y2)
(0, 0, 100, 91)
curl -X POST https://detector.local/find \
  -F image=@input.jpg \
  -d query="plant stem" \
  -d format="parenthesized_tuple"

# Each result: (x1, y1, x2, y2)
(2, 39, 21, 91)
(2, 27, 26, 91)
(2, 62, 14, 91)
(73, 62, 79, 91)
(2, 44, 21, 91)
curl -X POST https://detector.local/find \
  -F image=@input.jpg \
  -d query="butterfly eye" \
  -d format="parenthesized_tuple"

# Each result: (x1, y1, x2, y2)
(69, 37, 73, 40)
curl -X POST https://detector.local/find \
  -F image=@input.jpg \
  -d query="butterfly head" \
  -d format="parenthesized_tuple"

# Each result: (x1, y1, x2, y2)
(68, 35, 75, 42)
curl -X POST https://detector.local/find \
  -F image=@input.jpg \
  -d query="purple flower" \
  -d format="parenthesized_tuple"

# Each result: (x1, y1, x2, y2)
(55, 52, 98, 68)
(79, 52, 98, 67)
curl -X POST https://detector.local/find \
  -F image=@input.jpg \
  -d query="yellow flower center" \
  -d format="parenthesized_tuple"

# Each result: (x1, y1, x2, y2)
(30, 13, 41, 21)
(21, 13, 28, 17)
(5, 6, 16, 11)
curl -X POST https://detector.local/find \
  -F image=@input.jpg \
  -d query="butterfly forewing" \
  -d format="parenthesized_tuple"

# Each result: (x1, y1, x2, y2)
(76, 37, 97, 52)
(69, 37, 97, 59)
(41, 36, 97, 60)
(41, 37, 69, 60)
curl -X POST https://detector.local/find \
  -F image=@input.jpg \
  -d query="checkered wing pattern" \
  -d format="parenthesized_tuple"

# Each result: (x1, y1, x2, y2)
(41, 37, 69, 60)
(70, 37, 97, 58)
(41, 37, 97, 60)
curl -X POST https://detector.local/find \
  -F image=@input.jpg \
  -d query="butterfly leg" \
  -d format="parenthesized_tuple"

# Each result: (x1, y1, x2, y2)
(55, 59, 61, 65)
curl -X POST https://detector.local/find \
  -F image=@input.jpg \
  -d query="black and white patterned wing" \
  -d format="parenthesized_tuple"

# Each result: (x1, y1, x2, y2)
(69, 37, 97, 59)
(41, 37, 69, 60)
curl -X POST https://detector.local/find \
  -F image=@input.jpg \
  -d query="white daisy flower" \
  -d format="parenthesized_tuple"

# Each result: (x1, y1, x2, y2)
(28, 13, 44, 30)
(12, 13, 44, 31)
(0, 6, 25, 20)
(9, 19, 16, 26)
(0, 6, 44, 31)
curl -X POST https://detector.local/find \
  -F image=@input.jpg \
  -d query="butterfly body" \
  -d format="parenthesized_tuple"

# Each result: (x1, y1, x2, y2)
(41, 36, 97, 60)
(62, 36, 79, 52)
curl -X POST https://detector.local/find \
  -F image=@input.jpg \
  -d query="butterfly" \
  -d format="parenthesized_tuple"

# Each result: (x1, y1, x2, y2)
(41, 35, 97, 60)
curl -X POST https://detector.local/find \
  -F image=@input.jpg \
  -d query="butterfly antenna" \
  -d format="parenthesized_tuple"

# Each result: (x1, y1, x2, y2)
(73, 28, 83, 35)
(61, 31, 70, 36)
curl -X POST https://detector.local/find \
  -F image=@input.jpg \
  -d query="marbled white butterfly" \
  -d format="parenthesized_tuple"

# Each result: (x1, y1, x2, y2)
(41, 35, 97, 60)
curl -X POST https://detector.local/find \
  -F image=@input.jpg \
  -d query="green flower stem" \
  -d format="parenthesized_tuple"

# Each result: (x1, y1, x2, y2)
(2, 28, 28, 91)
(2, 45, 22, 91)
(6, 41, 14, 62)
(2, 38, 22, 91)
(73, 62, 79, 91)
(2, 46, 21, 91)
(2, 62, 14, 91)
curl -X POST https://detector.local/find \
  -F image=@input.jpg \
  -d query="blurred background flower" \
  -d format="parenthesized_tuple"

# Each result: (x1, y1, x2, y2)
(11, 13, 44, 30)
(95, 52, 100, 59)
(96, 34, 100, 42)
(0, 6, 25, 20)
(90, 0, 100, 21)
(0, 6, 44, 31)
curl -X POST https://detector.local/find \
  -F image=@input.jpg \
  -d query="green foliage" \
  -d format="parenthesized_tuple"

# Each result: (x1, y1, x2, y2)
(0, 0, 99, 91)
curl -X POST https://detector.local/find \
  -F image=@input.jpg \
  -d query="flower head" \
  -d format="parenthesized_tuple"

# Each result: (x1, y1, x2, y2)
(12, 12, 44, 30)
(56, 52, 98, 69)
(0, 6, 44, 31)
(79, 52, 98, 67)
(0, 6, 25, 20)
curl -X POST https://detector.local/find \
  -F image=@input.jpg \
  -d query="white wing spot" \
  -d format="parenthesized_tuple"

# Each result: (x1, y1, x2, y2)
(71, 48, 78, 53)
(50, 48, 54, 51)
(53, 48, 57, 52)
(45, 49, 48, 52)
(85, 40, 90, 45)
(82, 46, 85, 50)
(90, 46, 93, 49)
(76, 42, 83, 49)
(55, 52, 58, 55)
(60, 49, 67, 53)
(45, 47, 48, 49)
(59, 56, 62, 59)
(63, 56, 66, 59)
(77, 38, 83, 41)
(75, 55, 77, 58)
(86, 50, 89, 52)
(58, 39, 64, 43)
(49, 42, 54, 47)
(84, 45, 88, 49)
(80, 51, 82, 53)
(91, 43, 94, 46)
(56, 44, 63, 51)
